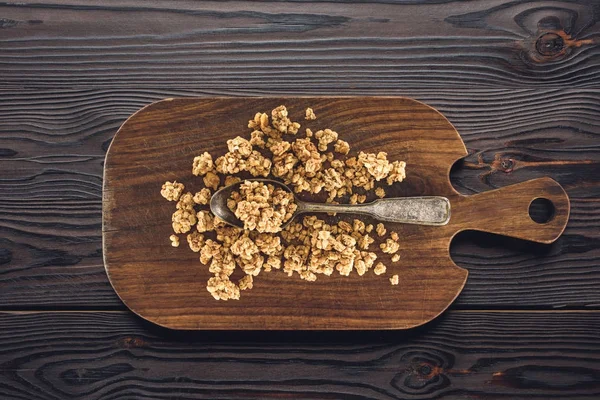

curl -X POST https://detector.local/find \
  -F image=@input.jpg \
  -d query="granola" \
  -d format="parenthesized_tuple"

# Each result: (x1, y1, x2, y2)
(193, 188, 211, 205)
(161, 181, 185, 201)
(373, 262, 386, 275)
(172, 209, 196, 234)
(380, 238, 400, 254)
(196, 210, 214, 233)
(207, 274, 240, 300)
(192, 152, 213, 176)
(227, 136, 253, 157)
(238, 275, 254, 290)
(314, 129, 338, 152)
(376, 223, 386, 237)
(161, 104, 408, 300)
(203, 171, 220, 190)
(187, 231, 205, 252)
(272, 105, 301, 134)
(333, 140, 350, 155)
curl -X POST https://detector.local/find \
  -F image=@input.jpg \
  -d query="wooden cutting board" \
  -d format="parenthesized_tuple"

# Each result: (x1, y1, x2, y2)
(102, 97, 569, 330)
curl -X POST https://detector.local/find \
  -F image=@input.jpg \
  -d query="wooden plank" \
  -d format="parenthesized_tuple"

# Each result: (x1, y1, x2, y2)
(0, 310, 598, 399)
(0, 1, 598, 88)
(0, 88, 598, 309)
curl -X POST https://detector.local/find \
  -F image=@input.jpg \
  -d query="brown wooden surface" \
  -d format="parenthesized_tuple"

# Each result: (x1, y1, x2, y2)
(103, 97, 569, 330)
(1, 0, 599, 88)
(1, 310, 599, 400)
(1, 0, 599, 397)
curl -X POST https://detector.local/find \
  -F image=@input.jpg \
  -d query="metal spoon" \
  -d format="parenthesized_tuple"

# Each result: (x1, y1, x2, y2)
(210, 179, 450, 229)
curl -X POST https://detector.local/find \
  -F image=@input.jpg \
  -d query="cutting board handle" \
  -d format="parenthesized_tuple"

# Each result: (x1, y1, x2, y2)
(456, 177, 570, 244)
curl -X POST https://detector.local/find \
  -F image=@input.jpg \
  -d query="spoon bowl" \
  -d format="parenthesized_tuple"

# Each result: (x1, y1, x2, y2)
(210, 179, 292, 229)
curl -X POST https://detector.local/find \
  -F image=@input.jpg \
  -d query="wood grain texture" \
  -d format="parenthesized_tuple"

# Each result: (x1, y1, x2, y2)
(0, 310, 599, 399)
(1, 88, 598, 309)
(102, 97, 569, 329)
(0, 0, 598, 396)
(1, 0, 599, 88)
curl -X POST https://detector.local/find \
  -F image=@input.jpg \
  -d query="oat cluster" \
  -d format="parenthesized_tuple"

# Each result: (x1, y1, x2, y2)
(160, 105, 407, 300)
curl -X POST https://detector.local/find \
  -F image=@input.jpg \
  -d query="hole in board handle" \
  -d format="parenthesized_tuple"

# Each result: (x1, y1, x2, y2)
(529, 198, 555, 224)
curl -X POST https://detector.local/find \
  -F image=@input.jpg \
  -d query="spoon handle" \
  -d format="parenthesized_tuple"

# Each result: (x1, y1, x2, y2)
(297, 196, 450, 226)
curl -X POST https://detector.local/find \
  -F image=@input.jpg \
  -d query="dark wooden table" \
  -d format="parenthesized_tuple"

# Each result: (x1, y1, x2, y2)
(1, 1, 599, 399)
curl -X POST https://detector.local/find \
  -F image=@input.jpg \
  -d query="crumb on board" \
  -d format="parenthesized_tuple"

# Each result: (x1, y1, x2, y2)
(390, 274, 399, 285)
(374, 262, 386, 275)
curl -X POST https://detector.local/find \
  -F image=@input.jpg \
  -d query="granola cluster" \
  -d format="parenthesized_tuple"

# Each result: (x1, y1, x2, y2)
(161, 181, 185, 201)
(160, 105, 407, 300)
(280, 216, 379, 280)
